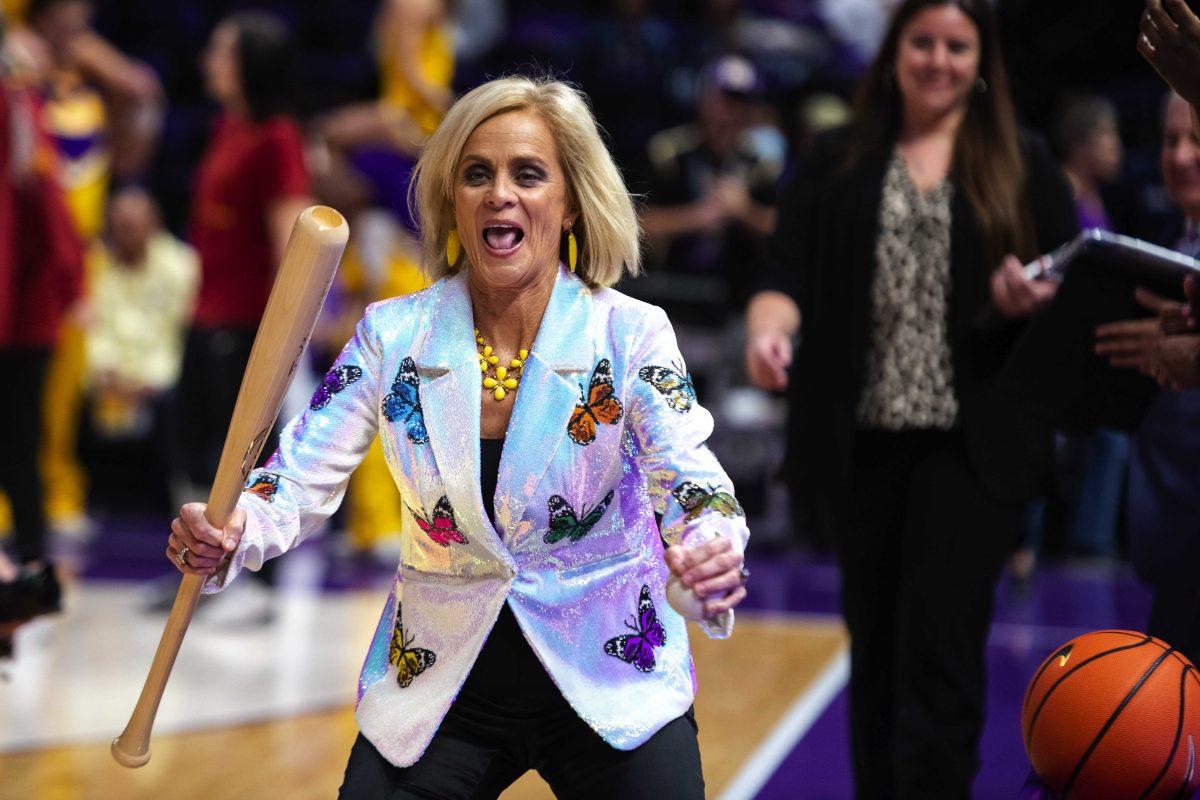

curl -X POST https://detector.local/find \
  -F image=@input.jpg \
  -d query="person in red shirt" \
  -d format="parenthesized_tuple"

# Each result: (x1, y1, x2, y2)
(177, 11, 310, 498)
(173, 12, 310, 616)
(0, 41, 82, 628)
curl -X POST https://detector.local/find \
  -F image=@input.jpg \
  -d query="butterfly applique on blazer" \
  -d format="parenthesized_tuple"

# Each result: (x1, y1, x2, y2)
(204, 266, 750, 767)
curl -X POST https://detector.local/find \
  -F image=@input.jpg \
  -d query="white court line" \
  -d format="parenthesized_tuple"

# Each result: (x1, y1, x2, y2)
(717, 646, 850, 800)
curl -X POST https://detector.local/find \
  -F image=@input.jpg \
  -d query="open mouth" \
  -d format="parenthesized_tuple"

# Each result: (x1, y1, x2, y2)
(482, 224, 525, 256)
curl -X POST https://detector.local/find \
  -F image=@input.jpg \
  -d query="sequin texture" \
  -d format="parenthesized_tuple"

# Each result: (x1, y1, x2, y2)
(205, 267, 750, 768)
(637, 361, 696, 413)
(406, 496, 468, 547)
(545, 489, 615, 544)
(567, 359, 624, 445)
(243, 472, 280, 502)
(604, 584, 667, 672)
(389, 602, 437, 687)
(671, 480, 745, 521)
(310, 364, 363, 410)
(383, 356, 430, 444)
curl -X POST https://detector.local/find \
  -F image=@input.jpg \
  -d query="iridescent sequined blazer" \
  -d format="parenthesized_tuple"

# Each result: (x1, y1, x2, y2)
(205, 265, 750, 767)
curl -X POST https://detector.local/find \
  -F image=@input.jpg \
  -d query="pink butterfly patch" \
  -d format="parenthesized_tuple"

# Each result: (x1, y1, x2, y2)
(406, 496, 468, 547)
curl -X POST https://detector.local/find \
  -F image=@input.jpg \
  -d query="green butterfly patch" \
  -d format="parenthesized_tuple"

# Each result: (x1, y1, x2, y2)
(545, 490, 615, 544)
(671, 481, 744, 521)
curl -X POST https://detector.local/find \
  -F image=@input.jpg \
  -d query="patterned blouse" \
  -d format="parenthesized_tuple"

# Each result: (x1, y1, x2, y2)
(855, 150, 959, 430)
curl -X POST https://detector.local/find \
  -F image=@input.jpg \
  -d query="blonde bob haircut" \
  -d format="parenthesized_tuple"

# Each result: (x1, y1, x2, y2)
(410, 76, 641, 288)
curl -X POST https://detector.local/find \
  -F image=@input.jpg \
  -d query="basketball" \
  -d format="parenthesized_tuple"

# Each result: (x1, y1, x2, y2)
(1022, 630, 1200, 799)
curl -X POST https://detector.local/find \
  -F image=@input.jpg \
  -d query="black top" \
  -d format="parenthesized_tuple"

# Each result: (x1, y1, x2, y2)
(480, 438, 504, 527)
(761, 128, 1080, 504)
(464, 438, 560, 702)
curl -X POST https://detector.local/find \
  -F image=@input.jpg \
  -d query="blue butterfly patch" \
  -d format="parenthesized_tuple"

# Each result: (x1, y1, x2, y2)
(383, 357, 429, 444)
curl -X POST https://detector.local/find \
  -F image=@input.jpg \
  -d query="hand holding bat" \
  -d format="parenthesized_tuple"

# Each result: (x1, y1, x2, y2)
(166, 505, 246, 577)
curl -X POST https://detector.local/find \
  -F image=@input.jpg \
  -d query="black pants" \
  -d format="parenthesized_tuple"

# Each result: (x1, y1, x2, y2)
(0, 348, 51, 563)
(79, 389, 177, 515)
(1148, 583, 1200, 667)
(338, 607, 705, 799)
(841, 431, 1018, 800)
(177, 327, 279, 582)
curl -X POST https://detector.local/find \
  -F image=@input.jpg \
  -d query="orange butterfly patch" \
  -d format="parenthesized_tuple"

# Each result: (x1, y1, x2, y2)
(568, 359, 624, 445)
(244, 472, 280, 502)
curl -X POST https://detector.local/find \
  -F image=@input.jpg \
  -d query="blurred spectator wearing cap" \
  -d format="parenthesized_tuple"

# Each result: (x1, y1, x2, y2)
(640, 54, 783, 326)
(80, 187, 197, 515)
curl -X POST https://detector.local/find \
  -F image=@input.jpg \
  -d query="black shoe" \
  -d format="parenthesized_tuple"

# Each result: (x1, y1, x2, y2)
(0, 562, 62, 622)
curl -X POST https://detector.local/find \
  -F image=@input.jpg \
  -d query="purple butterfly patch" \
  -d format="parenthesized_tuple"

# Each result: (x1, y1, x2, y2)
(604, 584, 667, 673)
(310, 365, 363, 410)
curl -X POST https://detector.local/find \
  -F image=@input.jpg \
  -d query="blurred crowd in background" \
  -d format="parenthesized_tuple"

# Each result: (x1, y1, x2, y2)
(0, 0, 1187, 616)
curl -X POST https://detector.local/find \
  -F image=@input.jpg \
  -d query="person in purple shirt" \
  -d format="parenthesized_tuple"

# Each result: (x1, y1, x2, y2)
(1014, 93, 1129, 585)
(1053, 93, 1129, 560)
(1055, 93, 1123, 232)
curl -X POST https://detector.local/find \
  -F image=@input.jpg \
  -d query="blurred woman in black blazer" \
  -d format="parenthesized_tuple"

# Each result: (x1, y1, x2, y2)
(744, 1, 1079, 796)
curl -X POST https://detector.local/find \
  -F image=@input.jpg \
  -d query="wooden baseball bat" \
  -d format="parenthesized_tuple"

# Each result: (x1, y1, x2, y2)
(111, 206, 349, 768)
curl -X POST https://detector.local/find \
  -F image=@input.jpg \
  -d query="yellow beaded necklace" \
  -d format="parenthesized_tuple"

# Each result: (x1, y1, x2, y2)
(475, 328, 530, 401)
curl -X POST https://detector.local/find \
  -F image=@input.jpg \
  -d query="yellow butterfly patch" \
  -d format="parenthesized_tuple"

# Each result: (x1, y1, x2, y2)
(389, 604, 436, 688)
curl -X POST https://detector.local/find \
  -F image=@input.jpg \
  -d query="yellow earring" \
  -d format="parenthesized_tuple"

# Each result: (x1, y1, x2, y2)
(446, 229, 461, 267)
(567, 229, 578, 273)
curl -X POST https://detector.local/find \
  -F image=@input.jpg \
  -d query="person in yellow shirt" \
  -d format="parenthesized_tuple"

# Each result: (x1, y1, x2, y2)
(81, 188, 197, 514)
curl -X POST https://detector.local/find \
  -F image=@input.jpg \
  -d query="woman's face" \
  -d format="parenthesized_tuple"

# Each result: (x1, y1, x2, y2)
(895, 4, 981, 124)
(203, 23, 242, 107)
(1162, 95, 1200, 218)
(453, 110, 574, 291)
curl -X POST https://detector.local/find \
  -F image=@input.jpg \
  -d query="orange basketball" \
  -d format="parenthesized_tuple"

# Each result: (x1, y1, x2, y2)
(1022, 630, 1200, 799)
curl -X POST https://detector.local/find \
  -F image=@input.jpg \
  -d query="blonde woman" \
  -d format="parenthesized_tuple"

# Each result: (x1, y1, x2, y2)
(167, 76, 750, 798)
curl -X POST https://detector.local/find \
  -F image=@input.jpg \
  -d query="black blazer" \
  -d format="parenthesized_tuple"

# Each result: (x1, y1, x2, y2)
(761, 128, 1080, 504)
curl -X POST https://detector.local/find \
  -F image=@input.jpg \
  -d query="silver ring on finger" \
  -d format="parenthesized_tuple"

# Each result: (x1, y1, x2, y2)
(738, 565, 750, 584)
(177, 546, 190, 568)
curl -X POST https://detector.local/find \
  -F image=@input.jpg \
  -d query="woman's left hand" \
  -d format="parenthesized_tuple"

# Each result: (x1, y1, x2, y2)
(990, 255, 1059, 318)
(1095, 287, 1186, 376)
(664, 538, 747, 618)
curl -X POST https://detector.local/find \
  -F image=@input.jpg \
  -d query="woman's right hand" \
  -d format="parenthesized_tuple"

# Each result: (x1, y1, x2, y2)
(166, 503, 245, 577)
(745, 328, 792, 392)
(991, 255, 1059, 318)
(1139, 0, 1200, 111)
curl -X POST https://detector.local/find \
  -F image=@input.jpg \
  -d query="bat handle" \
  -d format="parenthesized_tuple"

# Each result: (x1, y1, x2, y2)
(111, 572, 206, 767)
